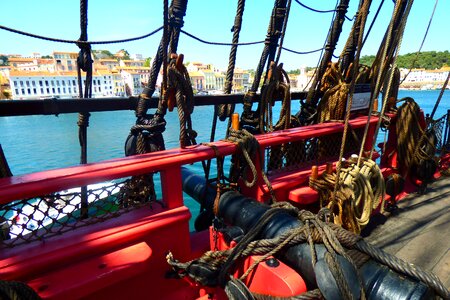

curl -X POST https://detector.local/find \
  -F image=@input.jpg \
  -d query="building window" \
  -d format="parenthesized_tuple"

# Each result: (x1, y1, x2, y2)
(32, 81, 36, 87)
(40, 88, 44, 94)
(33, 88, 36, 94)
(51, 81, 55, 86)
(68, 66, 73, 71)
(26, 81, 30, 87)
(62, 81, 65, 86)
(20, 81, 23, 87)
(15, 89, 19, 95)
(68, 87, 72, 93)
(57, 81, 60, 86)
(57, 87, 60, 93)
(52, 88, 55, 93)
(72, 80, 76, 86)
(45, 80, 49, 86)
(46, 88, 50, 94)
(21, 88, 25, 94)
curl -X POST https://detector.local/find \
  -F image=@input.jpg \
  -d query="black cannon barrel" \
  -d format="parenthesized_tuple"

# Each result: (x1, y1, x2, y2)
(217, 191, 433, 300)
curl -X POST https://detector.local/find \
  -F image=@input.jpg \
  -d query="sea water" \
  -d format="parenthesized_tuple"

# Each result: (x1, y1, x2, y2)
(1, 90, 449, 229)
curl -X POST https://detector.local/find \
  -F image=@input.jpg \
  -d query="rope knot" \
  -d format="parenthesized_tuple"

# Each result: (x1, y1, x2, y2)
(77, 112, 91, 127)
(76, 42, 93, 73)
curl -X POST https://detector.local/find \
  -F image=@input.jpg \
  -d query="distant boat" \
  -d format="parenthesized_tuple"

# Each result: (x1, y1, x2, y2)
(420, 83, 433, 90)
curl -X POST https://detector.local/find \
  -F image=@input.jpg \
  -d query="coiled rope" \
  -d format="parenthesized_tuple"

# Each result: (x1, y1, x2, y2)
(310, 157, 385, 234)
(396, 97, 437, 181)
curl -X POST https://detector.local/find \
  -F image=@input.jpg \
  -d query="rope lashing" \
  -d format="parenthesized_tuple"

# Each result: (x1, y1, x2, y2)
(241, 0, 289, 131)
(259, 62, 291, 133)
(316, 62, 349, 123)
(217, 0, 246, 123)
(167, 204, 365, 299)
(167, 199, 449, 299)
(166, 53, 197, 148)
(138, 0, 188, 113)
(227, 128, 276, 203)
(76, 0, 94, 219)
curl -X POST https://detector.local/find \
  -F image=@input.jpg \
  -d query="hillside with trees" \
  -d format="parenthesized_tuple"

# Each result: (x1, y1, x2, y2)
(359, 51, 450, 70)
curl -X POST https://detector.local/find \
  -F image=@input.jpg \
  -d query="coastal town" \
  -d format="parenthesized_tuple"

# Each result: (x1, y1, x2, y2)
(0, 50, 449, 100)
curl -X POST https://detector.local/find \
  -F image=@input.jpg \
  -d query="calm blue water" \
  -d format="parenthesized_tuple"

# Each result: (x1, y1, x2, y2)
(1, 90, 449, 228)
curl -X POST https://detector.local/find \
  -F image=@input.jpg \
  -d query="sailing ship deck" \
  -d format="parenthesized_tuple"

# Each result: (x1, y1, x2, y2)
(364, 176, 450, 289)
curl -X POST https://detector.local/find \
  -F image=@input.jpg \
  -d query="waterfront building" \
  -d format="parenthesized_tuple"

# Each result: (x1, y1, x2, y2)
(96, 59, 120, 71)
(9, 70, 116, 100)
(400, 67, 450, 89)
(119, 60, 145, 68)
(189, 71, 205, 91)
(232, 68, 244, 92)
(214, 72, 225, 91)
(203, 69, 216, 91)
(52, 51, 78, 72)
(130, 54, 143, 61)
(120, 71, 143, 96)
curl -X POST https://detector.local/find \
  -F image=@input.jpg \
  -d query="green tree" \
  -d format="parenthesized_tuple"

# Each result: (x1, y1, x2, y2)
(118, 49, 131, 60)
(144, 57, 152, 67)
(41, 55, 53, 59)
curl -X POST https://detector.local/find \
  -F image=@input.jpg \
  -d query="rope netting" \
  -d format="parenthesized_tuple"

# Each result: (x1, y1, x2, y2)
(0, 178, 167, 247)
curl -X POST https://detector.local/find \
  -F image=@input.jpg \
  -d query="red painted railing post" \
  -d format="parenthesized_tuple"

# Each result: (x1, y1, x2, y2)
(160, 166, 184, 208)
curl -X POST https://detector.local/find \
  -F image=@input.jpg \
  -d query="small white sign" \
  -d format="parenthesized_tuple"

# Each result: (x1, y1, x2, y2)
(350, 92, 371, 111)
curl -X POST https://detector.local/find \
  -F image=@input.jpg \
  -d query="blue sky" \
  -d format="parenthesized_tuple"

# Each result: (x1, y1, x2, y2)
(1, 0, 449, 70)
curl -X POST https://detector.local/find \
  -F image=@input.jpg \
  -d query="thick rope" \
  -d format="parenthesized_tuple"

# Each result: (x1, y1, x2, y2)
(76, 0, 93, 219)
(216, 0, 246, 125)
(305, 0, 350, 107)
(331, 0, 371, 205)
(310, 158, 385, 233)
(241, 0, 288, 130)
(227, 128, 276, 203)
(167, 202, 448, 299)
(167, 55, 197, 148)
(0, 24, 163, 45)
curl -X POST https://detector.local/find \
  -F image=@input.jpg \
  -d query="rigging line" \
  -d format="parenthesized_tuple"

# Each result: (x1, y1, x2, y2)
(275, 0, 292, 64)
(361, 0, 385, 49)
(301, 0, 339, 92)
(429, 70, 450, 121)
(294, 0, 354, 21)
(281, 46, 323, 55)
(0, 24, 163, 45)
(399, 0, 438, 84)
(180, 29, 264, 46)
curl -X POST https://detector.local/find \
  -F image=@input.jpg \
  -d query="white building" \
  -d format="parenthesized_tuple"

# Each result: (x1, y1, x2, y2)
(9, 71, 117, 100)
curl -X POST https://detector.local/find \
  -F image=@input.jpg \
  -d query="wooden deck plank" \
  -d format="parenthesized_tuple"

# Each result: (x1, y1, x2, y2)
(364, 177, 450, 289)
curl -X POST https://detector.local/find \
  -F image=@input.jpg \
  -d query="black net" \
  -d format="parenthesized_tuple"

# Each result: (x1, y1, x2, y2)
(266, 128, 364, 174)
(0, 174, 161, 247)
(430, 114, 447, 152)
